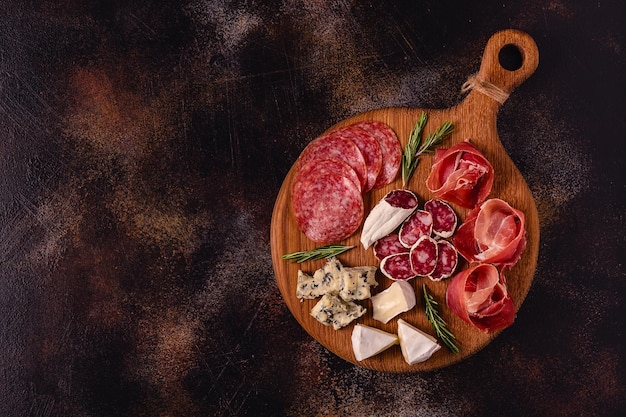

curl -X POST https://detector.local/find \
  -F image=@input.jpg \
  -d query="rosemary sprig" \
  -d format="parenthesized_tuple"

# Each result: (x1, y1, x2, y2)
(401, 113, 454, 186)
(281, 244, 355, 263)
(422, 284, 459, 354)
(402, 112, 427, 186)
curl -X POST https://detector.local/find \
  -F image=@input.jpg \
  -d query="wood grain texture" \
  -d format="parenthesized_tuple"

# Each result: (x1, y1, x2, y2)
(271, 29, 540, 373)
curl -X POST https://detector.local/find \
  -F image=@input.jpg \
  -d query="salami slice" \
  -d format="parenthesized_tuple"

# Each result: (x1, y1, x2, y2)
(424, 199, 457, 238)
(409, 235, 438, 276)
(294, 158, 362, 193)
(297, 135, 368, 189)
(291, 171, 364, 243)
(399, 209, 433, 248)
(373, 234, 408, 261)
(329, 126, 382, 192)
(353, 121, 402, 188)
(380, 253, 418, 281)
(429, 240, 459, 281)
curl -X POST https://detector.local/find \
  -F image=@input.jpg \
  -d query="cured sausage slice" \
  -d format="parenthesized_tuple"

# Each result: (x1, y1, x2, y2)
(329, 126, 382, 192)
(399, 209, 433, 248)
(360, 189, 418, 249)
(294, 158, 362, 193)
(429, 240, 459, 281)
(373, 234, 408, 261)
(380, 253, 417, 281)
(425, 140, 494, 209)
(445, 264, 516, 332)
(298, 135, 368, 189)
(383, 189, 419, 208)
(353, 121, 402, 188)
(453, 198, 526, 268)
(291, 171, 364, 243)
(409, 235, 438, 276)
(424, 199, 457, 238)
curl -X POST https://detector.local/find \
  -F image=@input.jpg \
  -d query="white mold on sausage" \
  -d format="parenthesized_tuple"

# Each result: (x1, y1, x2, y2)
(360, 189, 418, 249)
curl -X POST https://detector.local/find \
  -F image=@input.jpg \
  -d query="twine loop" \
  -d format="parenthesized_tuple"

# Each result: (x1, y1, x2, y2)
(461, 73, 509, 104)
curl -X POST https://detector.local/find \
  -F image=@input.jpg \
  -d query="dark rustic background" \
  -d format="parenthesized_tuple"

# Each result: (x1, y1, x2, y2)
(0, 1, 623, 416)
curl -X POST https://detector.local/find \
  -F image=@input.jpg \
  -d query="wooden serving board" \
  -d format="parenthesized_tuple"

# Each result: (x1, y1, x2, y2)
(270, 29, 540, 373)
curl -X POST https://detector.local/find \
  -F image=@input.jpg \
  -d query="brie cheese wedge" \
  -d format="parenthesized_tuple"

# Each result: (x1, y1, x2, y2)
(397, 319, 441, 364)
(351, 324, 398, 361)
(370, 281, 416, 323)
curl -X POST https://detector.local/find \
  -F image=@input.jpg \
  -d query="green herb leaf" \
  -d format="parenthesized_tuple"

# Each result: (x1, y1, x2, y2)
(422, 284, 459, 354)
(281, 244, 355, 263)
(402, 112, 428, 187)
(401, 114, 454, 187)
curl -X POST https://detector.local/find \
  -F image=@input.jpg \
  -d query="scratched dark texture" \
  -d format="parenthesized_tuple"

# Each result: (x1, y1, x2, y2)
(0, 0, 623, 416)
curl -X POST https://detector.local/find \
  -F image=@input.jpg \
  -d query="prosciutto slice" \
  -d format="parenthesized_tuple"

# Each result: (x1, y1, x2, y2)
(445, 263, 516, 332)
(453, 198, 526, 268)
(425, 140, 494, 209)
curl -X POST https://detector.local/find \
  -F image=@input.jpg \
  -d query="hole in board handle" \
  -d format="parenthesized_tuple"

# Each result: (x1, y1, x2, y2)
(498, 44, 523, 71)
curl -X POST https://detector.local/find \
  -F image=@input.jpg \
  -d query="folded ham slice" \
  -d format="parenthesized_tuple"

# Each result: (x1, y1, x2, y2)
(425, 140, 494, 209)
(445, 263, 516, 332)
(453, 198, 526, 268)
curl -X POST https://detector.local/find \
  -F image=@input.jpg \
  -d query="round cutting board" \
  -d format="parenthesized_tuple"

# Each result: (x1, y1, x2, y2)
(270, 29, 540, 373)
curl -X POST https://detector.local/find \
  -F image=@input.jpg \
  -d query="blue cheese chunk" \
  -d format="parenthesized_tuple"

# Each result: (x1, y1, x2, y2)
(296, 270, 327, 299)
(340, 266, 378, 301)
(296, 257, 378, 301)
(310, 293, 366, 330)
(296, 257, 343, 299)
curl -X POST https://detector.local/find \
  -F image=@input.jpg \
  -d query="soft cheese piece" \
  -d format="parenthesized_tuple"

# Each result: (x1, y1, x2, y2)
(340, 266, 378, 301)
(351, 324, 398, 361)
(397, 319, 441, 364)
(310, 293, 366, 330)
(370, 281, 416, 323)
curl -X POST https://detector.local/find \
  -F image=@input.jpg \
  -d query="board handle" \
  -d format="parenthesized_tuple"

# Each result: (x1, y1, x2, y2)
(468, 29, 539, 104)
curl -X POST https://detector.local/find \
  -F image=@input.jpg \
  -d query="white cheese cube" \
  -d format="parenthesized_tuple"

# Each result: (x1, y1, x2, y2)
(370, 281, 416, 323)
(351, 324, 398, 361)
(397, 319, 441, 365)
(310, 293, 366, 330)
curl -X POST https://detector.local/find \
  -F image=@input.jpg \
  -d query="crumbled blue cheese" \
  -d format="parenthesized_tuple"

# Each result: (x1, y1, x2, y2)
(310, 293, 366, 330)
(296, 257, 377, 302)
(370, 281, 416, 323)
(296, 270, 328, 299)
(339, 266, 378, 301)
(397, 319, 441, 364)
(351, 324, 398, 361)
(296, 257, 343, 299)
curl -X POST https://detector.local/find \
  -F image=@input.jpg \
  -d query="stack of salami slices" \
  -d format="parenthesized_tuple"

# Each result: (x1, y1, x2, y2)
(291, 121, 402, 243)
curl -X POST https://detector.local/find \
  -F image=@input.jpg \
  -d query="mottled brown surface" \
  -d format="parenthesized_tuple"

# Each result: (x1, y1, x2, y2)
(0, 1, 623, 416)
